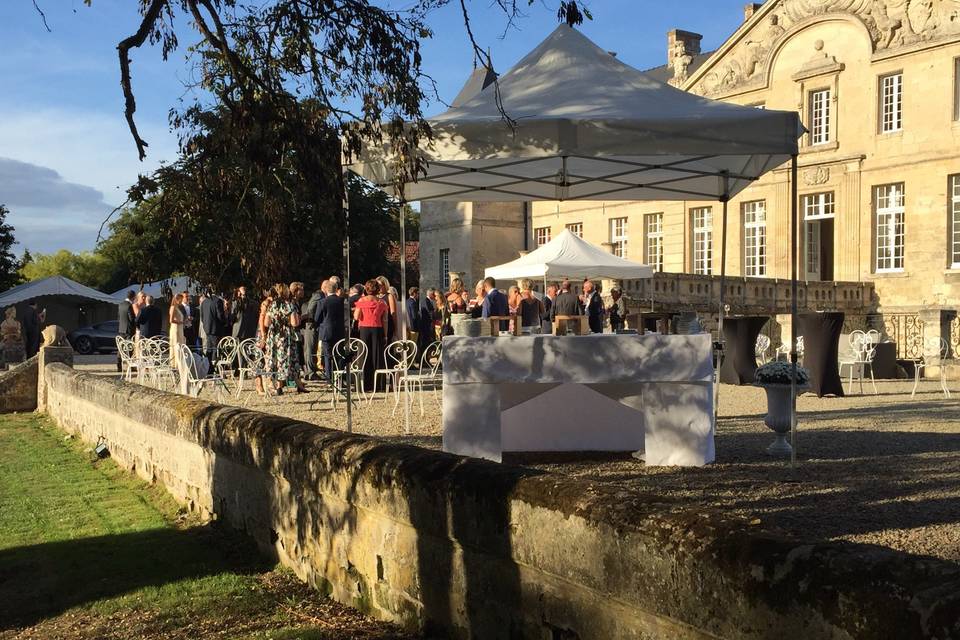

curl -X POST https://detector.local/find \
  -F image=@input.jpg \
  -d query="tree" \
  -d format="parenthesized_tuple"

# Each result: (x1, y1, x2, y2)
(49, 1, 586, 288)
(0, 206, 23, 291)
(19, 249, 118, 291)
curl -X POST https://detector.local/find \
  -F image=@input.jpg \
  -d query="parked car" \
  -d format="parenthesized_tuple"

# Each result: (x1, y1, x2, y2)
(67, 320, 120, 355)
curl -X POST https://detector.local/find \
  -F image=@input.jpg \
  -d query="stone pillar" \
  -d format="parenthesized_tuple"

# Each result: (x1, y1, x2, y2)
(37, 346, 73, 413)
(919, 309, 948, 377)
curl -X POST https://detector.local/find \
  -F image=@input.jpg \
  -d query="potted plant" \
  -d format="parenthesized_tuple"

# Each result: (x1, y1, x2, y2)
(753, 361, 810, 456)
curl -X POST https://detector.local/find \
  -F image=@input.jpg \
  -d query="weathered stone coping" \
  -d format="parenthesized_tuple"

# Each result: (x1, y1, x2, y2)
(41, 363, 960, 639)
(0, 354, 38, 413)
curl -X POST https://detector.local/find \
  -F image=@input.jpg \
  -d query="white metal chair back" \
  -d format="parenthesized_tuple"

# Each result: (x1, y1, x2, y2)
(217, 336, 239, 375)
(385, 340, 417, 373)
(178, 343, 202, 383)
(238, 338, 265, 370)
(116, 336, 136, 380)
(420, 341, 442, 376)
(755, 334, 770, 363)
(333, 338, 368, 374)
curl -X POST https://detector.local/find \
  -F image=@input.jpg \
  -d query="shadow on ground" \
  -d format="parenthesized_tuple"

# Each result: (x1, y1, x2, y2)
(0, 524, 271, 630)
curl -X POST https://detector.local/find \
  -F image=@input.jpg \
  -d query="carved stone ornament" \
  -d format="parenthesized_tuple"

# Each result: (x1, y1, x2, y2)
(669, 40, 694, 86)
(802, 166, 831, 185)
(694, 0, 960, 96)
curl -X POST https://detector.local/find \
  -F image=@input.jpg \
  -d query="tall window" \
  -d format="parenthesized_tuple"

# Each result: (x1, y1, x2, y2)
(950, 176, 960, 267)
(874, 183, 905, 272)
(534, 226, 551, 247)
(809, 88, 831, 145)
(742, 200, 767, 277)
(566, 222, 583, 238)
(644, 213, 664, 272)
(880, 73, 903, 133)
(691, 207, 713, 275)
(954, 58, 960, 121)
(439, 248, 450, 289)
(803, 192, 835, 278)
(610, 217, 628, 258)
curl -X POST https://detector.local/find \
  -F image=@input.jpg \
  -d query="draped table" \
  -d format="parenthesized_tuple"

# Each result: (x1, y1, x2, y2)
(441, 334, 715, 466)
(798, 312, 845, 397)
(719, 316, 770, 385)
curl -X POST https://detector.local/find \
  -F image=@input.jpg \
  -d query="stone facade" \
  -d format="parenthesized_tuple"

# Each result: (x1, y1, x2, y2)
(421, 0, 960, 354)
(419, 201, 527, 291)
(38, 362, 960, 638)
(0, 355, 38, 413)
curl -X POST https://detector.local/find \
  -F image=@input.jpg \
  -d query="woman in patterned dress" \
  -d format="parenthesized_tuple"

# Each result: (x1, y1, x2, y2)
(262, 283, 302, 395)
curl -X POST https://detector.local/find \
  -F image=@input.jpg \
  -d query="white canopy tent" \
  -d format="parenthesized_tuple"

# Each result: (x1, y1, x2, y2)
(353, 25, 801, 203)
(347, 25, 805, 453)
(485, 229, 653, 282)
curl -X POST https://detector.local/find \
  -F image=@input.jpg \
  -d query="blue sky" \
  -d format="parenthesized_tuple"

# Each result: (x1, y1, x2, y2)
(0, 0, 747, 255)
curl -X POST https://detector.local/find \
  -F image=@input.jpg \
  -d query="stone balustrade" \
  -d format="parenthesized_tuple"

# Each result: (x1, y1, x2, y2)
(613, 272, 875, 316)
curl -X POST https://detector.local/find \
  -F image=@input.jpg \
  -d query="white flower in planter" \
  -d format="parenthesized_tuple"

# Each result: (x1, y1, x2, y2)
(755, 361, 810, 387)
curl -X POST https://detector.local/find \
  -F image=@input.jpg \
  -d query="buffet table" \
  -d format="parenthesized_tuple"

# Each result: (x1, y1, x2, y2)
(441, 334, 715, 466)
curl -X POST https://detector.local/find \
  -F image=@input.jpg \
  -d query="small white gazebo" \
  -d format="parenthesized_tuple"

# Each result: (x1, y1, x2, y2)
(485, 229, 653, 282)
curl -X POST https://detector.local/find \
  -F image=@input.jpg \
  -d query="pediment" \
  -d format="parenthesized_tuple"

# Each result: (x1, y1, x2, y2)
(685, 0, 960, 98)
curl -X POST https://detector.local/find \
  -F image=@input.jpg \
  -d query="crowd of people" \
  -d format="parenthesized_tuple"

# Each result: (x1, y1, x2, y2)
(415, 275, 628, 336)
(115, 273, 630, 397)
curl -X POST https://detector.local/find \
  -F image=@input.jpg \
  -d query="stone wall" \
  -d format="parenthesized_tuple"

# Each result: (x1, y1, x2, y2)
(41, 361, 960, 639)
(0, 355, 38, 413)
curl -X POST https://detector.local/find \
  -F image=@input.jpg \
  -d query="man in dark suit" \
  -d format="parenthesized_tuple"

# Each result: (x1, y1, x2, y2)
(301, 282, 325, 380)
(182, 293, 199, 348)
(21, 301, 41, 359)
(405, 287, 420, 340)
(315, 281, 345, 381)
(200, 290, 227, 368)
(550, 280, 582, 333)
(418, 287, 436, 354)
(136, 295, 163, 338)
(230, 286, 259, 342)
(481, 277, 509, 332)
(117, 290, 136, 371)
(541, 283, 557, 334)
(582, 280, 604, 333)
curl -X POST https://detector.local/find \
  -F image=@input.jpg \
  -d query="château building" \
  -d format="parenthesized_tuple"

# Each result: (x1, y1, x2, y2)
(420, 0, 960, 354)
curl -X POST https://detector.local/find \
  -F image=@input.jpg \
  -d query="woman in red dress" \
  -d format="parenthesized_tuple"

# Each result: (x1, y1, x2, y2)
(353, 279, 389, 392)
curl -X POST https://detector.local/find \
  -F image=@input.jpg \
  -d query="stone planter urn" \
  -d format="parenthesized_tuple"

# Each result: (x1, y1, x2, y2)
(758, 384, 797, 456)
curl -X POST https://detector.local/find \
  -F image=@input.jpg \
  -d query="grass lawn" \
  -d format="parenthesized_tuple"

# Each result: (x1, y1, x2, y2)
(0, 413, 414, 640)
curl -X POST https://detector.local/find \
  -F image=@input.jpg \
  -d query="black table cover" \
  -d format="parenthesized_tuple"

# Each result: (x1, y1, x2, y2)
(871, 341, 898, 379)
(719, 316, 770, 385)
(798, 312, 845, 397)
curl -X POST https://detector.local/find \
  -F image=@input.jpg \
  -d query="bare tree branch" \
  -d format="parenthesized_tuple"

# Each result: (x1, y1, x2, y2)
(31, 0, 51, 32)
(117, 0, 167, 160)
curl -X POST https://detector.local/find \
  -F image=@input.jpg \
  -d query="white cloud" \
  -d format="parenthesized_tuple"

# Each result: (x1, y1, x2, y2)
(0, 105, 178, 206)
(0, 158, 116, 254)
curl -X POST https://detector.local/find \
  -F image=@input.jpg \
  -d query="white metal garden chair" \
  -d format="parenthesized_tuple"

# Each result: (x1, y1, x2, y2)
(137, 338, 176, 390)
(838, 330, 877, 395)
(370, 340, 417, 406)
(911, 336, 951, 398)
(755, 334, 771, 366)
(216, 336, 239, 379)
(235, 338, 280, 403)
(776, 335, 804, 362)
(331, 338, 368, 409)
(396, 341, 442, 417)
(178, 344, 229, 400)
(116, 336, 137, 381)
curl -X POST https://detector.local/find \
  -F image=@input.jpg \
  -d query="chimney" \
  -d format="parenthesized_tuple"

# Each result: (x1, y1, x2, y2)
(666, 29, 702, 65)
(743, 2, 764, 21)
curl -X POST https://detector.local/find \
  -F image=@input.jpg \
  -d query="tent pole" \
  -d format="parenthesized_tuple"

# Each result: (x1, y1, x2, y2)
(342, 167, 353, 434)
(715, 173, 730, 422)
(789, 154, 799, 466)
(399, 198, 411, 436)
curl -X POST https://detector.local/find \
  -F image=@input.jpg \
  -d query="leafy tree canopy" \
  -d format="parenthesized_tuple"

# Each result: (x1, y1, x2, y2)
(0, 205, 22, 291)
(19, 249, 118, 292)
